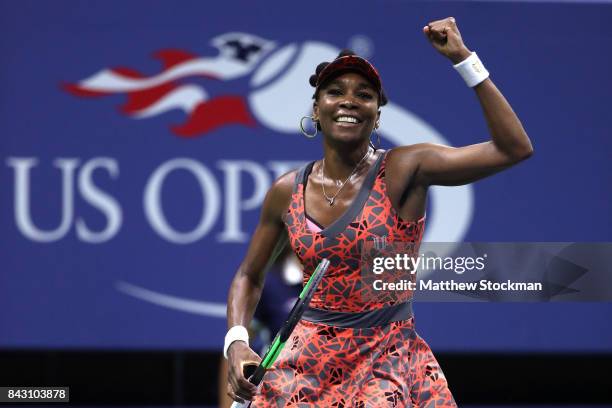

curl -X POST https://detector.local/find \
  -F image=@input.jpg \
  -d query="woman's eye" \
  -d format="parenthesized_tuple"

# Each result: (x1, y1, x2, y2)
(358, 92, 374, 99)
(328, 89, 342, 95)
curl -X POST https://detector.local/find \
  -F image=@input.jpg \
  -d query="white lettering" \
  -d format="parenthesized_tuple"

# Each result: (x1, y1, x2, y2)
(372, 257, 384, 274)
(7, 157, 78, 242)
(75, 158, 122, 243)
(217, 160, 270, 243)
(144, 158, 220, 244)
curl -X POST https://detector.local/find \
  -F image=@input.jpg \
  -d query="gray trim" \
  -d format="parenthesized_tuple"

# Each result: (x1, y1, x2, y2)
(303, 151, 385, 238)
(302, 302, 413, 328)
(293, 161, 315, 193)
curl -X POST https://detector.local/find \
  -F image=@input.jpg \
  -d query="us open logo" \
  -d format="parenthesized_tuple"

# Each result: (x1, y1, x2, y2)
(61, 33, 473, 316)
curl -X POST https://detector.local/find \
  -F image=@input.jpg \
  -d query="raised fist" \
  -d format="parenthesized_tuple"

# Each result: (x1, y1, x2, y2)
(423, 17, 472, 64)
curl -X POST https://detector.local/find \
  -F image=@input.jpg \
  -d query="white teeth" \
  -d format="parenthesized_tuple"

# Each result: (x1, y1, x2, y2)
(336, 116, 358, 123)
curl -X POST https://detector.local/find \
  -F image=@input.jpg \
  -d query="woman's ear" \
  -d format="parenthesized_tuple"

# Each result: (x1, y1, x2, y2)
(376, 111, 381, 128)
(312, 102, 319, 121)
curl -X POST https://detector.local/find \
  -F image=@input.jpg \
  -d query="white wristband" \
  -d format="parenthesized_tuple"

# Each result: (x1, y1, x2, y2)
(453, 52, 489, 88)
(223, 325, 249, 359)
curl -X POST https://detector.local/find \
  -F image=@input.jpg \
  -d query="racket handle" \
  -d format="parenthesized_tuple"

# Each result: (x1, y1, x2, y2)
(229, 363, 257, 408)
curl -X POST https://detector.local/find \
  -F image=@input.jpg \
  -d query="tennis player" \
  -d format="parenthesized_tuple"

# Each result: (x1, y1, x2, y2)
(225, 17, 533, 407)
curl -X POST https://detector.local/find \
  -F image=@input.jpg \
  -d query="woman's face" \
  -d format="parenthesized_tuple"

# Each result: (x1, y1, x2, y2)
(313, 71, 380, 147)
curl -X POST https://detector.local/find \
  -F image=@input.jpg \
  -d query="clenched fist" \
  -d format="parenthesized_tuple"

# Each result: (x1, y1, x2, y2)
(423, 17, 472, 64)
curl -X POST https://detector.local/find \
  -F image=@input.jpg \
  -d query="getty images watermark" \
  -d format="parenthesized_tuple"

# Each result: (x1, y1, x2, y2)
(359, 242, 612, 302)
(371, 252, 542, 292)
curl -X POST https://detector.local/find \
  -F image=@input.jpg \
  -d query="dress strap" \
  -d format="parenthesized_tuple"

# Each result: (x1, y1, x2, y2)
(297, 151, 386, 238)
(293, 161, 316, 194)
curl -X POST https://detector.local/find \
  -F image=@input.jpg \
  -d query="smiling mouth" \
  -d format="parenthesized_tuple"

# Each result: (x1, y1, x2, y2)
(335, 116, 361, 124)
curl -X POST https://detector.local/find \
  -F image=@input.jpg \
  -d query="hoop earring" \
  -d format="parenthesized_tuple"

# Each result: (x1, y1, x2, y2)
(370, 126, 381, 150)
(300, 116, 318, 138)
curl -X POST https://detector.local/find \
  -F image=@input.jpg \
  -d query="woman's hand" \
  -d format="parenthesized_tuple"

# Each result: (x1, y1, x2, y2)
(385, 18, 532, 190)
(226, 341, 262, 403)
(423, 17, 472, 64)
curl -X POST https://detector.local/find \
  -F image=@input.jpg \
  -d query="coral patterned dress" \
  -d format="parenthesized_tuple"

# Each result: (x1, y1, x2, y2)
(251, 151, 457, 407)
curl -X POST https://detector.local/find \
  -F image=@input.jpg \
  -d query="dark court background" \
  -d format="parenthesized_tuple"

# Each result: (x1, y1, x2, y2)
(1, 0, 611, 406)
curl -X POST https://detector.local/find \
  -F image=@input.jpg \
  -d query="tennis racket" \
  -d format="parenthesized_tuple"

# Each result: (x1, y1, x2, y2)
(230, 258, 331, 408)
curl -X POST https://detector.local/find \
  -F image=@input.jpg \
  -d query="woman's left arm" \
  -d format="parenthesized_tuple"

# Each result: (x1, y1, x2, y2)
(405, 17, 533, 187)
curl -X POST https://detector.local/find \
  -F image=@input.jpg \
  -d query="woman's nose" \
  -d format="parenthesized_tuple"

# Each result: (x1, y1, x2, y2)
(340, 96, 358, 109)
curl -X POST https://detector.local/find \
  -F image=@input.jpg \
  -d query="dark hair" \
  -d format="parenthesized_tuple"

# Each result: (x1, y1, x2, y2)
(308, 49, 388, 106)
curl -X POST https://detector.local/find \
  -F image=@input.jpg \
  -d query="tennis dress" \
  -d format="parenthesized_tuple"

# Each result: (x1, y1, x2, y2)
(251, 151, 457, 408)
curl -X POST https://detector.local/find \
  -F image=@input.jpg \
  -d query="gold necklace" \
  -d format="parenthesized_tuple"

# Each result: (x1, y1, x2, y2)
(320, 147, 372, 206)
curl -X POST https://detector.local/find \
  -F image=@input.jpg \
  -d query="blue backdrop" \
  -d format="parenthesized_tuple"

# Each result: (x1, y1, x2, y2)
(1, 0, 611, 351)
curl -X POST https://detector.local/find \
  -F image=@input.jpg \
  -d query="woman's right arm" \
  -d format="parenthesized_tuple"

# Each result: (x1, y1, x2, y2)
(225, 171, 295, 404)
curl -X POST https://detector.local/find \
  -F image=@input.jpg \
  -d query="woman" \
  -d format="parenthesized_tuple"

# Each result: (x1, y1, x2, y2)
(225, 17, 533, 407)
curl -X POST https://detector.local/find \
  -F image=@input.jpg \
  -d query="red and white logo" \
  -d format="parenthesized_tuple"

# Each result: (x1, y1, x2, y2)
(61, 33, 474, 316)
